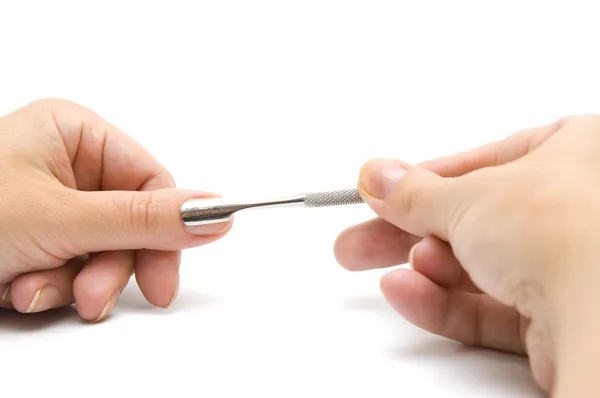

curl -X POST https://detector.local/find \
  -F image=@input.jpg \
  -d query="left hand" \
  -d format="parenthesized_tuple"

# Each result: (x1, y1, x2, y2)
(0, 98, 232, 321)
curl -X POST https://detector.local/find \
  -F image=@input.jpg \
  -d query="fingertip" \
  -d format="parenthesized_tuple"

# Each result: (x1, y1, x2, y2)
(380, 268, 448, 329)
(73, 272, 114, 321)
(334, 218, 414, 271)
(165, 277, 180, 309)
(409, 236, 482, 293)
(92, 291, 120, 322)
(73, 251, 133, 321)
(358, 158, 409, 202)
(135, 250, 180, 308)
(179, 192, 235, 240)
(170, 190, 236, 247)
(334, 225, 388, 272)
(380, 268, 413, 296)
(333, 226, 360, 271)
(380, 268, 421, 319)
(8, 276, 43, 313)
(10, 275, 66, 314)
(360, 162, 457, 240)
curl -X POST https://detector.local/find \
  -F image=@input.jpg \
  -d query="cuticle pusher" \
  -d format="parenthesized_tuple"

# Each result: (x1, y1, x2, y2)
(180, 188, 364, 226)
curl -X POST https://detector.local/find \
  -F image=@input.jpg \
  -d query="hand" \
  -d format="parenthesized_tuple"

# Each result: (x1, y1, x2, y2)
(0, 99, 231, 321)
(335, 116, 600, 396)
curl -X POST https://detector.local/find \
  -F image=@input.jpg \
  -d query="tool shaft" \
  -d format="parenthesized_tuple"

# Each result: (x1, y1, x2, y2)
(181, 194, 306, 226)
(180, 188, 363, 226)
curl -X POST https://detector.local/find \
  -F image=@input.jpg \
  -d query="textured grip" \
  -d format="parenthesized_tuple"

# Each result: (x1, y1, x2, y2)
(304, 188, 363, 207)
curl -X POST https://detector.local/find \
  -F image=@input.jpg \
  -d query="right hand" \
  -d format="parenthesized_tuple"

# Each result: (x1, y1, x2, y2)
(335, 116, 600, 396)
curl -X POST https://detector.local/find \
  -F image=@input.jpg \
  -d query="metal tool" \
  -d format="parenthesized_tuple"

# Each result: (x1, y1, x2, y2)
(180, 188, 364, 226)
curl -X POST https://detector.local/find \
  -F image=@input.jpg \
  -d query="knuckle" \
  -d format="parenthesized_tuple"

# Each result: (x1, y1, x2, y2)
(471, 295, 485, 347)
(394, 170, 424, 216)
(148, 170, 176, 189)
(24, 98, 75, 133)
(555, 114, 573, 127)
(130, 192, 160, 236)
(30, 97, 71, 113)
(560, 114, 600, 130)
(398, 184, 418, 217)
(558, 114, 586, 126)
(164, 170, 176, 187)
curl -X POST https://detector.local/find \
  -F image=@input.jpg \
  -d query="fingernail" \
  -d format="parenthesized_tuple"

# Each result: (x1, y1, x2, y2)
(1, 285, 11, 304)
(359, 159, 407, 199)
(166, 280, 180, 308)
(94, 291, 120, 322)
(187, 221, 231, 236)
(181, 196, 233, 235)
(408, 244, 417, 269)
(26, 286, 62, 313)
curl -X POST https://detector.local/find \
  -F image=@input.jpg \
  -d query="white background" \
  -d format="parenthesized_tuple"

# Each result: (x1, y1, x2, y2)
(0, 1, 598, 397)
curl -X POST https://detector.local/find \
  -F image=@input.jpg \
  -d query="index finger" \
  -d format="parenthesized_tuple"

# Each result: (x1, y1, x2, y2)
(419, 120, 562, 177)
(45, 98, 173, 192)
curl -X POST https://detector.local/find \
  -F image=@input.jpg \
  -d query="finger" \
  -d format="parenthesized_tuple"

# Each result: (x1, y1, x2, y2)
(335, 121, 560, 270)
(73, 250, 135, 322)
(381, 268, 527, 354)
(29, 98, 233, 254)
(134, 250, 180, 308)
(58, 188, 232, 255)
(525, 322, 555, 393)
(410, 236, 480, 293)
(131, 160, 181, 308)
(359, 160, 466, 240)
(333, 219, 480, 289)
(418, 120, 563, 177)
(49, 99, 203, 310)
(41, 98, 175, 192)
(8, 257, 85, 313)
(334, 218, 419, 271)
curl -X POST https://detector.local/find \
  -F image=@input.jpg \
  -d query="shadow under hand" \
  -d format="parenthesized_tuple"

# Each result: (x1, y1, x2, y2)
(343, 294, 391, 311)
(116, 287, 218, 314)
(343, 294, 545, 397)
(0, 305, 80, 333)
(392, 334, 545, 397)
(0, 288, 218, 332)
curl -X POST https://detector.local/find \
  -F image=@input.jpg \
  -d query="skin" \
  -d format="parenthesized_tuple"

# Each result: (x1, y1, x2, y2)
(335, 115, 600, 396)
(1, 99, 597, 396)
(0, 98, 231, 321)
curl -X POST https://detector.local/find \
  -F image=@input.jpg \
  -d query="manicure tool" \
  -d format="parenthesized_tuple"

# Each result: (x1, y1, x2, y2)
(180, 188, 364, 226)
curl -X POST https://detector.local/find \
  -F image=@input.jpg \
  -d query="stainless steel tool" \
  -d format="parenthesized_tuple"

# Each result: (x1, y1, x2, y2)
(180, 188, 364, 226)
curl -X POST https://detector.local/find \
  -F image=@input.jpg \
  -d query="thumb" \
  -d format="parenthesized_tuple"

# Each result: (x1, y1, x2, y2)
(358, 159, 465, 241)
(63, 189, 232, 253)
